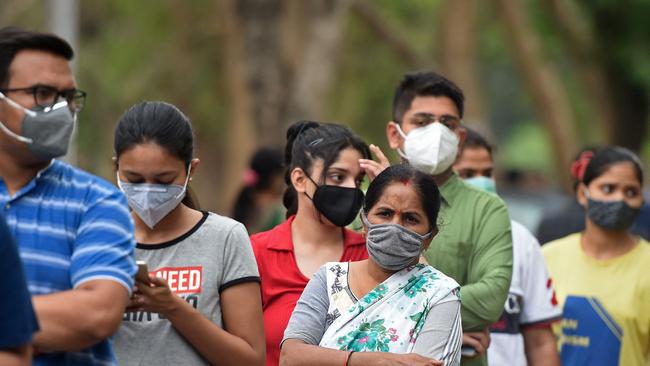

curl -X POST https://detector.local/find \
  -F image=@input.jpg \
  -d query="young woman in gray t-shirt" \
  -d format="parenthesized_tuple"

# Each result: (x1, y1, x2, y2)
(112, 101, 265, 366)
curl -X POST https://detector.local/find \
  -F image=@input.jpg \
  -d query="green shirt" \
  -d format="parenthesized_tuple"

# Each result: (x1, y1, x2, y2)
(423, 173, 513, 366)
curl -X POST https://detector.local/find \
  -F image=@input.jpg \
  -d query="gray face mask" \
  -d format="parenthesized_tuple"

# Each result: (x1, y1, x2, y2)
(0, 92, 75, 161)
(585, 190, 640, 231)
(117, 165, 192, 229)
(362, 214, 432, 271)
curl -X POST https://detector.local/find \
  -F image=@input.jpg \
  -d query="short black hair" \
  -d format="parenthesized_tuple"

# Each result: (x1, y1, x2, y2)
(0, 27, 74, 87)
(392, 71, 465, 123)
(463, 128, 493, 157)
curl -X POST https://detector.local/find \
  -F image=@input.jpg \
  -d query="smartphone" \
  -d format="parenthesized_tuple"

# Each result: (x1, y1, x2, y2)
(461, 345, 477, 358)
(135, 261, 151, 284)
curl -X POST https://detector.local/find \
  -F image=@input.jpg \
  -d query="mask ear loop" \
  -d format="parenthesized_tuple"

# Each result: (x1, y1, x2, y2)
(0, 91, 35, 144)
(116, 171, 126, 193)
(394, 123, 409, 160)
(175, 163, 193, 199)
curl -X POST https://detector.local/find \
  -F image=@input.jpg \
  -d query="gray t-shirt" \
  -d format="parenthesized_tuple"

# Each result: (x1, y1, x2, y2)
(114, 212, 260, 366)
(283, 265, 462, 364)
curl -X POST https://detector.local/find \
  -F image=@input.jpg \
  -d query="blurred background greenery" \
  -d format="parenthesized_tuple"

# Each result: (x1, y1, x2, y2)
(3, 0, 649, 229)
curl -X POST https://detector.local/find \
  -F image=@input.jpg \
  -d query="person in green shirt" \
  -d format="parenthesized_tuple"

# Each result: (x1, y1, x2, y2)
(360, 71, 513, 366)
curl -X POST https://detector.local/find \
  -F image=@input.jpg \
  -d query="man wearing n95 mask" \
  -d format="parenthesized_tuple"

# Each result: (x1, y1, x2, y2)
(359, 71, 513, 366)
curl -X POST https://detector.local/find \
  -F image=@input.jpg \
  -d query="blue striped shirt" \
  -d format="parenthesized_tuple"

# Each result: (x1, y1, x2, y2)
(0, 160, 137, 366)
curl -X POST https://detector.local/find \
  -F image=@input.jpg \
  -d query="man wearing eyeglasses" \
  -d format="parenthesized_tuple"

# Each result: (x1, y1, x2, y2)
(0, 27, 136, 366)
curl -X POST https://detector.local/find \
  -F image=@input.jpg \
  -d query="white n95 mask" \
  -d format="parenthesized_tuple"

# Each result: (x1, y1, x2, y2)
(396, 122, 459, 175)
(117, 165, 192, 229)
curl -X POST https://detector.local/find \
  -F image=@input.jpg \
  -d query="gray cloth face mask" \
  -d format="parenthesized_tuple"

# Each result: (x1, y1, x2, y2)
(0, 92, 75, 161)
(362, 214, 432, 271)
(117, 165, 192, 229)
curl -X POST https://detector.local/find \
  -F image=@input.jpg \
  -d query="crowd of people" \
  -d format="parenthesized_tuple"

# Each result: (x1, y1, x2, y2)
(1, 26, 648, 366)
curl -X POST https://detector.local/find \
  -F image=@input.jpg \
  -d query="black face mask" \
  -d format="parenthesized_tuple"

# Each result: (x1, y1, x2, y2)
(305, 175, 364, 227)
(587, 198, 640, 231)
(584, 189, 641, 231)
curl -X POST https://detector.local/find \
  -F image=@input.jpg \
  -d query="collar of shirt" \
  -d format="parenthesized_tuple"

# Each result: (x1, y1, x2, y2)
(266, 215, 366, 252)
(438, 172, 463, 208)
(0, 159, 56, 203)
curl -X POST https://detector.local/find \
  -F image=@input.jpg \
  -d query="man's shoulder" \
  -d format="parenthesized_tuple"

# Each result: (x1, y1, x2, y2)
(511, 220, 539, 248)
(47, 160, 121, 197)
(452, 179, 508, 209)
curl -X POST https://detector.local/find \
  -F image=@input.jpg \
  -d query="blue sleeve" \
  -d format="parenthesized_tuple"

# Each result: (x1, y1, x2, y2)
(0, 215, 39, 349)
(69, 186, 137, 294)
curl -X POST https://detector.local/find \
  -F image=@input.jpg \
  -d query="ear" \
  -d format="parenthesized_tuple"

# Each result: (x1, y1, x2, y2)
(386, 121, 403, 150)
(290, 167, 308, 193)
(576, 183, 588, 207)
(189, 158, 200, 180)
(111, 156, 118, 169)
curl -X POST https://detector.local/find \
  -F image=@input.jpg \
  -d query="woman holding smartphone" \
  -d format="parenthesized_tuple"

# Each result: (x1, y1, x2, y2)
(112, 101, 265, 366)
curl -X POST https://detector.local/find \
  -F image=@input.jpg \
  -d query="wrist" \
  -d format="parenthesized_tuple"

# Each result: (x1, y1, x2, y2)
(163, 295, 186, 318)
(348, 351, 377, 366)
(345, 351, 355, 366)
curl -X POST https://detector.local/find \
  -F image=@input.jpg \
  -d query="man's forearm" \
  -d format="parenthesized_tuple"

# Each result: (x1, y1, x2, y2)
(0, 345, 32, 366)
(32, 281, 128, 352)
(459, 268, 511, 330)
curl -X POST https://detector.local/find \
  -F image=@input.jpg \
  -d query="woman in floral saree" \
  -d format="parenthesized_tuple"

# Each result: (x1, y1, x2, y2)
(280, 164, 462, 366)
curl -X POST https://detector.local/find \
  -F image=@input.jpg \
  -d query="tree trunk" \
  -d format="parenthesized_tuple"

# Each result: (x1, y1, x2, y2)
(493, 0, 579, 190)
(284, 0, 351, 125)
(217, 0, 258, 213)
(217, 0, 350, 212)
(350, 0, 426, 69)
(439, 0, 486, 126)
(544, 0, 615, 143)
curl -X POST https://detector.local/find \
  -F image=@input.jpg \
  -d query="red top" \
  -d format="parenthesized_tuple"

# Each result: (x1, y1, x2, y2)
(250, 216, 368, 366)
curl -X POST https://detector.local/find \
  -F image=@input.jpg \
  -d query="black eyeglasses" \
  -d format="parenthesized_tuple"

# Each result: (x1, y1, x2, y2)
(0, 85, 87, 112)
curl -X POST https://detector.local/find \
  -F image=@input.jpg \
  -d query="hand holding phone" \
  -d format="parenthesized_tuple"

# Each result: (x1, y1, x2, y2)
(135, 261, 151, 284)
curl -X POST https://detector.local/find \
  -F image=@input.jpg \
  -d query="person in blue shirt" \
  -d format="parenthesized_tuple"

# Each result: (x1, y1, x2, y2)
(0, 27, 136, 365)
(0, 214, 39, 366)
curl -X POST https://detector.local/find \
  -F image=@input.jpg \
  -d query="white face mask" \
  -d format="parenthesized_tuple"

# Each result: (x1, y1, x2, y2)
(395, 122, 459, 175)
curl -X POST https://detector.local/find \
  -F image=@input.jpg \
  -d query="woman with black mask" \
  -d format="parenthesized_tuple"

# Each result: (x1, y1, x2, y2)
(543, 146, 650, 366)
(251, 121, 371, 366)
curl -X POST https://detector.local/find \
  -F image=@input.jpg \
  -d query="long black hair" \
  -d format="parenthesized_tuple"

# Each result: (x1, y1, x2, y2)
(582, 146, 644, 186)
(363, 163, 441, 232)
(283, 120, 371, 217)
(232, 147, 284, 228)
(114, 101, 199, 209)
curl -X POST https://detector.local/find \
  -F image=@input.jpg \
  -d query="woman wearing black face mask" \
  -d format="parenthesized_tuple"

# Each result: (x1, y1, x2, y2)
(280, 164, 462, 366)
(251, 121, 371, 366)
(543, 146, 650, 366)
